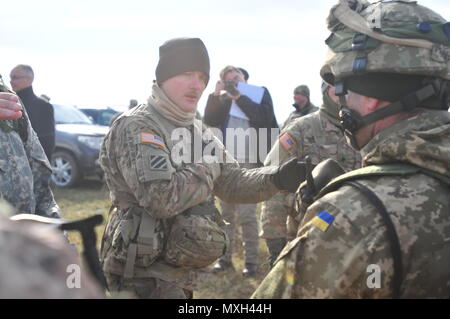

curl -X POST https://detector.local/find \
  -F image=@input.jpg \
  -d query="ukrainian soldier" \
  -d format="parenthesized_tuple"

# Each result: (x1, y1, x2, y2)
(253, 0, 450, 298)
(99, 38, 308, 299)
(261, 82, 361, 268)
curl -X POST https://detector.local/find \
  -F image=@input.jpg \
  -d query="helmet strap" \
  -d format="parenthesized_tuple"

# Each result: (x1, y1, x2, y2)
(335, 80, 437, 150)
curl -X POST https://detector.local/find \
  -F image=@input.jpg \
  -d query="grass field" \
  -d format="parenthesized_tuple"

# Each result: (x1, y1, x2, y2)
(52, 181, 270, 299)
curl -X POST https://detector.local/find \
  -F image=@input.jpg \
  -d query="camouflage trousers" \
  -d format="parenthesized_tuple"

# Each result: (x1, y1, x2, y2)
(260, 192, 292, 240)
(105, 273, 192, 299)
(218, 162, 259, 265)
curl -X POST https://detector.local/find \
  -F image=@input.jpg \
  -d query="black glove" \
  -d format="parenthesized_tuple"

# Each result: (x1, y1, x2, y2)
(271, 158, 308, 193)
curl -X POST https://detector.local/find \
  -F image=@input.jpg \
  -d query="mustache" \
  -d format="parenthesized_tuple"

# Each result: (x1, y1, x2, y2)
(185, 91, 201, 99)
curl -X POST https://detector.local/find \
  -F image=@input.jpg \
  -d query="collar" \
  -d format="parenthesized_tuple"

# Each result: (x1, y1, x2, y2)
(147, 84, 196, 127)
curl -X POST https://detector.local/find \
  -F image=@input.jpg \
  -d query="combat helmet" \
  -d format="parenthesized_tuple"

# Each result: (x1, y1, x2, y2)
(320, 0, 450, 143)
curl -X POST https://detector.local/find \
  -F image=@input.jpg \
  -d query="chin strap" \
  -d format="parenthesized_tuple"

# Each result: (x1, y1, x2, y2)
(336, 80, 438, 135)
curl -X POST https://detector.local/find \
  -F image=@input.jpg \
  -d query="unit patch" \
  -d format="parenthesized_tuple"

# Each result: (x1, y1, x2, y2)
(150, 155, 168, 170)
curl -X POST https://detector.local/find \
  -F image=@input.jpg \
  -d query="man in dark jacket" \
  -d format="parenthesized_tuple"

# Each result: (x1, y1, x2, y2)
(204, 66, 278, 165)
(203, 65, 278, 276)
(281, 84, 318, 130)
(10, 65, 55, 160)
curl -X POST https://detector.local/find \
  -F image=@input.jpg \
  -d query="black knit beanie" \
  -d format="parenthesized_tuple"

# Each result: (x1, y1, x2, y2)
(155, 37, 210, 85)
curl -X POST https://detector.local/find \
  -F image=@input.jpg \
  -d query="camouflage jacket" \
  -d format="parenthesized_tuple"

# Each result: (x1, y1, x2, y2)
(100, 85, 279, 288)
(253, 110, 450, 298)
(0, 82, 59, 218)
(260, 110, 361, 239)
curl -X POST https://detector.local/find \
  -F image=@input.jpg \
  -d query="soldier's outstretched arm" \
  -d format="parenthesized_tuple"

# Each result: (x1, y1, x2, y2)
(213, 157, 307, 204)
(104, 120, 220, 219)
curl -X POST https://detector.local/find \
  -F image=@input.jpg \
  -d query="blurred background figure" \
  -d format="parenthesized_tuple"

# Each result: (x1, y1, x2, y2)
(281, 84, 318, 130)
(10, 64, 55, 161)
(128, 99, 138, 110)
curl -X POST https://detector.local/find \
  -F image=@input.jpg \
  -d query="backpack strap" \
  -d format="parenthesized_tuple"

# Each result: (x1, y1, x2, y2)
(317, 163, 421, 198)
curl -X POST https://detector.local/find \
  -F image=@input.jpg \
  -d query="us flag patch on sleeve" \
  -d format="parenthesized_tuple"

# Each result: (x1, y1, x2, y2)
(140, 132, 165, 148)
(150, 155, 168, 170)
(279, 133, 295, 151)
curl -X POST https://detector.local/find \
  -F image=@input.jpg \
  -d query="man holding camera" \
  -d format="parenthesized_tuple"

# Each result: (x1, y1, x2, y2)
(203, 66, 278, 276)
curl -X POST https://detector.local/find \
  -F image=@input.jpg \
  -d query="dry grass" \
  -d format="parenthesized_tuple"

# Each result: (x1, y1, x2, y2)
(52, 181, 270, 299)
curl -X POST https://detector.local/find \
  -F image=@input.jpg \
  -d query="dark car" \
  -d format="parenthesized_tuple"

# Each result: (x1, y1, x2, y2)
(51, 104, 109, 188)
(79, 106, 120, 126)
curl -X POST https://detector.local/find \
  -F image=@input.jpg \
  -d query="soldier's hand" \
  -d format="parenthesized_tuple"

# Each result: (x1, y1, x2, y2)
(271, 158, 307, 193)
(0, 93, 22, 120)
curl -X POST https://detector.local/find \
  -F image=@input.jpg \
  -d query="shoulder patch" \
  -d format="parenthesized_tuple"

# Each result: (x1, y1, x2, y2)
(140, 132, 165, 148)
(311, 210, 335, 232)
(279, 133, 296, 151)
(150, 155, 168, 170)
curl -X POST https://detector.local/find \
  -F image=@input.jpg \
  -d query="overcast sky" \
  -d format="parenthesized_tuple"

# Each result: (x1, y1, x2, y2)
(1, 0, 448, 124)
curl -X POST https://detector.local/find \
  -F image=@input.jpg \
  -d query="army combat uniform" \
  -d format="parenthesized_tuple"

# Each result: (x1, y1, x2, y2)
(100, 84, 280, 298)
(261, 92, 361, 252)
(0, 77, 59, 218)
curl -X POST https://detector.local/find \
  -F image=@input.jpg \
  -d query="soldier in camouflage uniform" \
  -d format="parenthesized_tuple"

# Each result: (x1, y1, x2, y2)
(0, 75, 60, 218)
(253, 0, 450, 298)
(99, 38, 308, 299)
(261, 83, 362, 268)
(280, 85, 318, 130)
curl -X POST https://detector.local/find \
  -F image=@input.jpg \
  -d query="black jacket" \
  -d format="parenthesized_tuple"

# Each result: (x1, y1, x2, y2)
(17, 86, 55, 160)
(203, 87, 278, 165)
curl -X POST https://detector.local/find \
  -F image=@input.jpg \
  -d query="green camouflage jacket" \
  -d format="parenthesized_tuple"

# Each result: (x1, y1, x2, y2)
(253, 110, 450, 298)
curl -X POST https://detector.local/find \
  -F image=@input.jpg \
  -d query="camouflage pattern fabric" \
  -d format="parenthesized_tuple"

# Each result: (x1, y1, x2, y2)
(100, 84, 280, 296)
(252, 110, 450, 298)
(0, 81, 59, 218)
(261, 109, 361, 240)
(0, 214, 103, 298)
(321, 0, 450, 83)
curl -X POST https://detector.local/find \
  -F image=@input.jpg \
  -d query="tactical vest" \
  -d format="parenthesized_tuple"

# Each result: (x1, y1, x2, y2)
(316, 163, 450, 298)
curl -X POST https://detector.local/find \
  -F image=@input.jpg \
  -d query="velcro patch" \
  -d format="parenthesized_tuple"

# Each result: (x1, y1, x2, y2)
(279, 133, 295, 151)
(140, 132, 165, 148)
(150, 155, 168, 170)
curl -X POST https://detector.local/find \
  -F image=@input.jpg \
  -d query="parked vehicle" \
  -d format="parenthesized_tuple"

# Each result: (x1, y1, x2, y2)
(51, 104, 109, 188)
(79, 106, 121, 126)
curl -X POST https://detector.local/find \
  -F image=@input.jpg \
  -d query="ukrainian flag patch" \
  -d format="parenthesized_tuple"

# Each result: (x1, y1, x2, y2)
(279, 133, 295, 150)
(311, 211, 335, 232)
